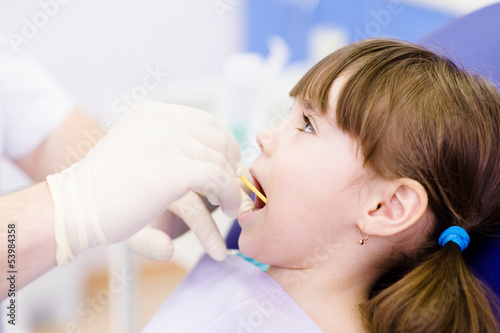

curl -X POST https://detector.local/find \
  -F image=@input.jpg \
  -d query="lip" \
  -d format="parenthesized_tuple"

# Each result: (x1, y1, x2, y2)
(238, 209, 262, 225)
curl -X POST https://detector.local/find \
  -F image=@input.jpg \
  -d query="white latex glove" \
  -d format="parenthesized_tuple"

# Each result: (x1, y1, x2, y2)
(46, 101, 245, 265)
(126, 187, 254, 261)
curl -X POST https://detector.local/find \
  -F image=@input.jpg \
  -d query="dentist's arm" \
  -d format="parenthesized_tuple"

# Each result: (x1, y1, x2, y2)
(14, 108, 104, 182)
(0, 181, 56, 293)
(1, 109, 103, 295)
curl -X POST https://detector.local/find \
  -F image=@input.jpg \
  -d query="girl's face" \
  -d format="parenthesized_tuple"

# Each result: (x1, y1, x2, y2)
(238, 76, 372, 268)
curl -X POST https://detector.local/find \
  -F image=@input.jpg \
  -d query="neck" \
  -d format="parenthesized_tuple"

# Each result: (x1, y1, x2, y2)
(266, 264, 371, 333)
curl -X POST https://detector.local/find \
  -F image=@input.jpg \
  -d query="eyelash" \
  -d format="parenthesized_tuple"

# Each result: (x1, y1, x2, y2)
(297, 113, 315, 134)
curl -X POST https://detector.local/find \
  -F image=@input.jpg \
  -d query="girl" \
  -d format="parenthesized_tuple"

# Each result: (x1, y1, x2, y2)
(238, 38, 500, 332)
(145, 38, 500, 333)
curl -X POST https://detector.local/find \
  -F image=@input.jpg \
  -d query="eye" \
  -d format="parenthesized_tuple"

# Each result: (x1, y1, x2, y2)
(297, 113, 316, 134)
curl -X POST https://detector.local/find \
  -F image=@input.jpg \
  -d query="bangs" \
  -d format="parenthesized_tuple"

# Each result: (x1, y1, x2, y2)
(289, 44, 354, 115)
(289, 39, 449, 175)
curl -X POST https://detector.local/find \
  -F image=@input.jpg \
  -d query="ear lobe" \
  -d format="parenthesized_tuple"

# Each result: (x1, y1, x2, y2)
(361, 179, 428, 237)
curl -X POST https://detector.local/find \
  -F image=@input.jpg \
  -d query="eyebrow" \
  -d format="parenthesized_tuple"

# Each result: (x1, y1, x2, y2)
(302, 97, 337, 129)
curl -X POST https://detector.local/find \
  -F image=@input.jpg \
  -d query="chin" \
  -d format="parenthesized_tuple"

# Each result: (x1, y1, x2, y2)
(238, 233, 266, 261)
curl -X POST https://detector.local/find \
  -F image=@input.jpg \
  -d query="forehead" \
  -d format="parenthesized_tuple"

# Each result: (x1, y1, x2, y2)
(312, 74, 350, 125)
(327, 74, 350, 114)
(299, 74, 350, 112)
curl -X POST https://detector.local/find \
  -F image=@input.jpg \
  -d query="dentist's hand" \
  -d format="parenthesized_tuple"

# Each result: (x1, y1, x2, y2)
(126, 170, 254, 262)
(46, 101, 245, 265)
(126, 187, 253, 261)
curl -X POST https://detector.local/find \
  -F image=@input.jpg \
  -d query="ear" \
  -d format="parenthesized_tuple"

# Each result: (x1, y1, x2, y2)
(359, 178, 428, 237)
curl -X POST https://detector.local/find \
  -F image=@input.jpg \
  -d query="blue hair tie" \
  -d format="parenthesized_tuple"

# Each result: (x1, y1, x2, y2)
(438, 226, 470, 251)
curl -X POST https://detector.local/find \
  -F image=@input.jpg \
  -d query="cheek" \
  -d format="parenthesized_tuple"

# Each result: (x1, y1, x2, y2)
(239, 182, 326, 266)
(239, 146, 364, 266)
(238, 203, 309, 266)
(269, 156, 341, 223)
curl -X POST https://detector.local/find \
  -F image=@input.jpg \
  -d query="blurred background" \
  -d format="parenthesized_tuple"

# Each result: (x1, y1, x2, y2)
(0, 0, 497, 332)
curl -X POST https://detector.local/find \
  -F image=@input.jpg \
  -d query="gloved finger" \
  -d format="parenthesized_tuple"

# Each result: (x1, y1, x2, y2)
(175, 104, 238, 144)
(184, 160, 242, 218)
(151, 209, 190, 239)
(169, 191, 227, 261)
(184, 120, 243, 176)
(183, 142, 237, 202)
(194, 191, 218, 213)
(128, 101, 244, 175)
(184, 140, 233, 174)
(239, 188, 255, 213)
(213, 172, 244, 218)
(126, 225, 174, 261)
(170, 104, 244, 176)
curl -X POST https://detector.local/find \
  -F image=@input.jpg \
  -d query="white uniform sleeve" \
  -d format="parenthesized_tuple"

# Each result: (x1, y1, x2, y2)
(0, 42, 74, 160)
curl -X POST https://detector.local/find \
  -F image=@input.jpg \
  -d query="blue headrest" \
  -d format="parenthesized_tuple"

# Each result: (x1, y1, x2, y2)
(417, 3, 500, 298)
(418, 3, 500, 90)
(226, 217, 242, 250)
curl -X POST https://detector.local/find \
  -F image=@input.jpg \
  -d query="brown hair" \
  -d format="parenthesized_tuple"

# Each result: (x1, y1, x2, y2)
(290, 39, 500, 332)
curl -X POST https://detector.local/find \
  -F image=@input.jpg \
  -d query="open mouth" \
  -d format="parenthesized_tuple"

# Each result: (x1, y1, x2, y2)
(252, 176, 267, 209)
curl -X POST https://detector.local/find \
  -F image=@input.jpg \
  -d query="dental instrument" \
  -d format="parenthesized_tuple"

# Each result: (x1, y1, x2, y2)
(239, 175, 267, 204)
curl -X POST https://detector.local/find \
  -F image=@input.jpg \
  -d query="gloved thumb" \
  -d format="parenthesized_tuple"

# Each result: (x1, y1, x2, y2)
(126, 226, 175, 261)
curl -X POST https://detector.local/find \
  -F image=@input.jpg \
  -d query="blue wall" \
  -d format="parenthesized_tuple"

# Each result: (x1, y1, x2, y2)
(246, 0, 455, 62)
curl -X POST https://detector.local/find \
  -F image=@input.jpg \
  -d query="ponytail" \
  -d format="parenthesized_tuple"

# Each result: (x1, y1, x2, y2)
(360, 242, 500, 332)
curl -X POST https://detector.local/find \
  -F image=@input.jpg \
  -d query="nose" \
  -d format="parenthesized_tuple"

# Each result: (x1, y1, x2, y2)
(256, 116, 288, 155)
(256, 127, 270, 154)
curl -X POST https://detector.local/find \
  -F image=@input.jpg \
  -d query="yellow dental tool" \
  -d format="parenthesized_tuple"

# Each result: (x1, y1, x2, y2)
(239, 175, 267, 204)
